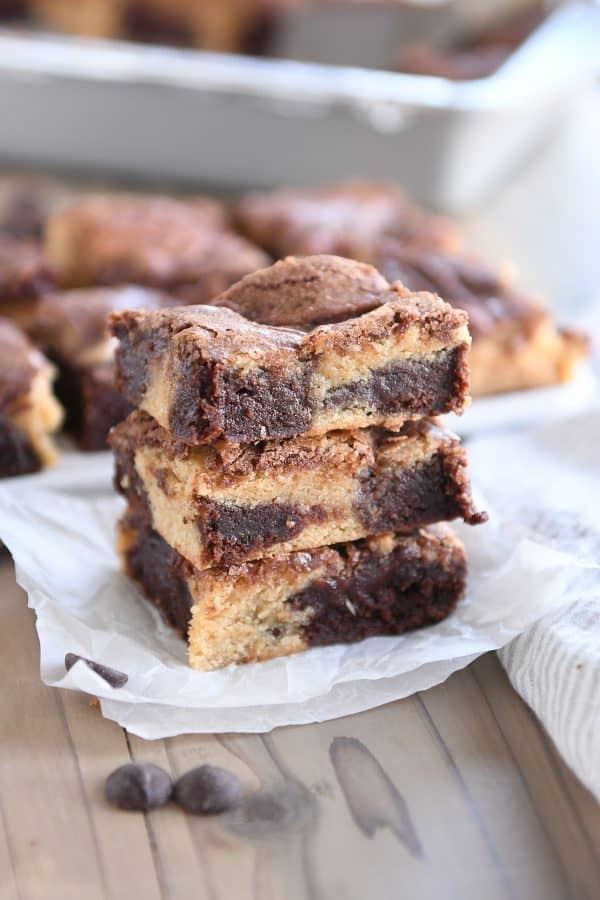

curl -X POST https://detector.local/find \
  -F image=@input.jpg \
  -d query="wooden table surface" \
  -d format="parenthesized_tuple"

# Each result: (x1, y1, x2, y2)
(1, 560, 599, 900)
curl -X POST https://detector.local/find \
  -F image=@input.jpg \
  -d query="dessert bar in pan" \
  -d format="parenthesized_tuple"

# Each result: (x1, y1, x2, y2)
(119, 509, 467, 671)
(110, 256, 471, 445)
(0, 316, 62, 476)
(111, 411, 483, 570)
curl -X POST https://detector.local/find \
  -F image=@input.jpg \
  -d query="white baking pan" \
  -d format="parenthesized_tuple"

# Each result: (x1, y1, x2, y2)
(0, 2, 598, 210)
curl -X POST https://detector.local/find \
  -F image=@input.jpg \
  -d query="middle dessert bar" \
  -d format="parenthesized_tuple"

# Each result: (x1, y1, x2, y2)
(110, 256, 471, 444)
(111, 411, 482, 569)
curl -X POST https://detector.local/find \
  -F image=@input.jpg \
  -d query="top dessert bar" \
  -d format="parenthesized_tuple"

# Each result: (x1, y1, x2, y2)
(44, 192, 270, 301)
(110, 255, 471, 445)
(234, 180, 461, 261)
(376, 242, 588, 396)
(0, 317, 63, 476)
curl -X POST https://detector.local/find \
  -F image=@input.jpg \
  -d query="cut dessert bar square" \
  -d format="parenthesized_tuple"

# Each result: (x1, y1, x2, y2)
(110, 256, 471, 445)
(44, 192, 270, 302)
(0, 235, 55, 333)
(111, 411, 483, 569)
(119, 509, 467, 670)
(375, 242, 589, 396)
(34, 285, 170, 449)
(0, 317, 63, 476)
(234, 179, 461, 260)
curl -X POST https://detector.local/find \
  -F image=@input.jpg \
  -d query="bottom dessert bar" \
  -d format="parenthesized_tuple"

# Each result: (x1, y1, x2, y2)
(118, 510, 467, 671)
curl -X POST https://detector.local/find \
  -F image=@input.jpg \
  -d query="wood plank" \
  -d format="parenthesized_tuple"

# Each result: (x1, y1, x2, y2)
(125, 733, 215, 900)
(0, 798, 20, 900)
(58, 690, 163, 900)
(262, 695, 515, 900)
(3, 552, 599, 900)
(0, 563, 106, 900)
(418, 663, 569, 899)
(472, 653, 600, 900)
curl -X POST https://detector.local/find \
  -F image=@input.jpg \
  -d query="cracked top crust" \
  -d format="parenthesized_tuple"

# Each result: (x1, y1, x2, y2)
(110, 255, 468, 367)
(214, 255, 469, 340)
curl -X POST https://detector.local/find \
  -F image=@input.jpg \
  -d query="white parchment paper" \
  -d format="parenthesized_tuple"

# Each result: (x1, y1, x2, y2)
(0, 447, 589, 738)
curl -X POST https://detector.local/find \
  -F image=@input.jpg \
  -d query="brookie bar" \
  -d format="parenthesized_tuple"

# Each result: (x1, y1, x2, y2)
(119, 509, 467, 670)
(110, 256, 471, 444)
(0, 235, 55, 333)
(234, 179, 461, 260)
(34, 285, 172, 449)
(0, 317, 63, 476)
(44, 192, 270, 301)
(111, 410, 483, 569)
(376, 242, 588, 396)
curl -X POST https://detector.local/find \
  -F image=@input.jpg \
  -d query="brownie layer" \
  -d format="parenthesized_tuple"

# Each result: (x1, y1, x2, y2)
(110, 256, 471, 445)
(0, 415, 40, 478)
(119, 509, 467, 670)
(111, 411, 483, 569)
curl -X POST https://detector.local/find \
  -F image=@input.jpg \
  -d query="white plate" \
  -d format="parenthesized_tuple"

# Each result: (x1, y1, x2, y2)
(448, 364, 598, 437)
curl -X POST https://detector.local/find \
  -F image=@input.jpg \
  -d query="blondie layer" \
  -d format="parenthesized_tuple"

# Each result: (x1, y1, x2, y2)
(376, 243, 588, 396)
(45, 193, 269, 301)
(119, 509, 467, 670)
(234, 180, 460, 260)
(110, 256, 471, 445)
(34, 285, 169, 449)
(0, 317, 63, 476)
(111, 411, 483, 569)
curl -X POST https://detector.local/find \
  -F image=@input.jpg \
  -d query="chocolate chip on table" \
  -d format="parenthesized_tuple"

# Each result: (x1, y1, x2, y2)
(65, 653, 128, 688)
(105, 764, 173, 812)
(174, 765, 245, 815)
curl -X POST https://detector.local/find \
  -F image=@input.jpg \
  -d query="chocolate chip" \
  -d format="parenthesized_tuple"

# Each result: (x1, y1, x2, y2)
(174, 765, 245, 815)
(105, 764, 173, 812)
(65, 653, 128, 689)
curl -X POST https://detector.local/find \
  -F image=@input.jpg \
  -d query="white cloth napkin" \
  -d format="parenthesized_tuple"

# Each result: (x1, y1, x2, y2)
(467, 410, 600, 799)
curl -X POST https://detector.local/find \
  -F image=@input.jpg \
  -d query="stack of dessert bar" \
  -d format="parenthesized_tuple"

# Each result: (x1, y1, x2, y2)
(110, 254, 485, 670)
